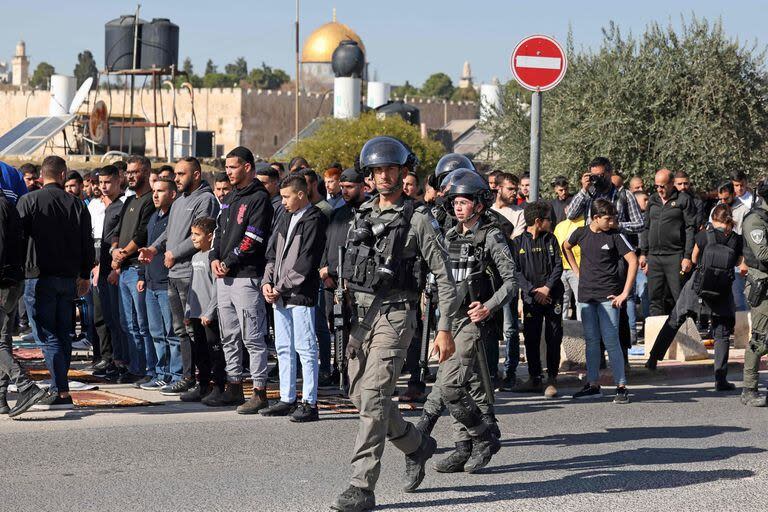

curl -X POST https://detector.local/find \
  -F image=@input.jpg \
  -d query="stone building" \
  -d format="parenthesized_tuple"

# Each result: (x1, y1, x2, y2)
(11, 41, 29, 87)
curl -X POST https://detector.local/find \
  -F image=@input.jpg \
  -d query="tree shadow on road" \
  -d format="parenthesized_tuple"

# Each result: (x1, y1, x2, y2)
(501, 425, 748, 447)
(378, 467, 754, 509)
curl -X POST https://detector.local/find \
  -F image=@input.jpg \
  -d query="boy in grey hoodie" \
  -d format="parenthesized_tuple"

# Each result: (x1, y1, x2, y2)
(180, 217, 227, 404)
(138, 157, 219, 396)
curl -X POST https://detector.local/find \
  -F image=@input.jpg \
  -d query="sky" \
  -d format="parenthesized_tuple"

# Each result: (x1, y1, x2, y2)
(1, 0, 766, 87)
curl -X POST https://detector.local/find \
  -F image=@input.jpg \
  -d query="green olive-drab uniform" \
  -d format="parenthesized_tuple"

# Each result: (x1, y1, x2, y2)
(423, 218, 517, 440)
(741, 203, 768, 390)
(341, 194, 458, 491)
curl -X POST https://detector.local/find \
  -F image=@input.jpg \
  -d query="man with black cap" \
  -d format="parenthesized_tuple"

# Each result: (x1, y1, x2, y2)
(319, 168, 366, 383)
(209, 147, 274, 412)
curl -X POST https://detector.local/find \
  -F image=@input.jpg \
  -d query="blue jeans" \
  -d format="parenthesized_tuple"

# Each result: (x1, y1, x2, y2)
(502, 301, 520, 375)
(145, 287, 181, 382)
(580, 301, 626, 386)
(97, 274, 129, 364)
(23, 278, 42, 346)
(274, 304, 319, 405)
(118, 267, 156, 377)
(33, 277, 77, 393)
(732, 271, 748, 312)
(635, 271, 649, 320)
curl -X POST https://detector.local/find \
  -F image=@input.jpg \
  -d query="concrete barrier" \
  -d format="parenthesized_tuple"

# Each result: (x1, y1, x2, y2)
(644, 315, 709, 362)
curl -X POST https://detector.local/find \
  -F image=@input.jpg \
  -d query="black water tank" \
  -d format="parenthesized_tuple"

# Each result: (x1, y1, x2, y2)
(141, 18, 179, 69)
(332, 40, 365, 78)
(376, 100, 420, 126)
(105, 15, 145, 70)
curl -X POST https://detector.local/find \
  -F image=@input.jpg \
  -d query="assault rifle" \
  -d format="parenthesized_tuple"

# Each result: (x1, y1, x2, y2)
(333, 245, 348, 392)
(419, 273, 436, 382)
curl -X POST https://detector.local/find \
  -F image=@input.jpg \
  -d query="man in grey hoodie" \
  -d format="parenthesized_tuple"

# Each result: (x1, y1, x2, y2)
(138, 157, 219, 396)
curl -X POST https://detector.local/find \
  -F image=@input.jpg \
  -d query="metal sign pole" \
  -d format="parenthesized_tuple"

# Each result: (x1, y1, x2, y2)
(529, 89, 542, 201)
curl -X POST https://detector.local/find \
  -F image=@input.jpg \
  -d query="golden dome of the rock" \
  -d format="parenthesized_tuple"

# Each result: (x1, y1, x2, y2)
(301, 19, 365, 63)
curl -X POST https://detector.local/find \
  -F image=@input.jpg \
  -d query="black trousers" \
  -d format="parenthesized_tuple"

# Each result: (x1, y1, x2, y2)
(190, 318, 226, 387)
(648, 253, 684, 316)
(522, 301, 563, 378)
(168, 277, 195, 381)
(91, 284, 111, 361)
(649, 305, 733, 378)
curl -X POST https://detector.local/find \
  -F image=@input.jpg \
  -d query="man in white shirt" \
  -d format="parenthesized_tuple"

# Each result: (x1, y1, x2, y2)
(732, 170, 754, 210)
(492, 172, 526, 237)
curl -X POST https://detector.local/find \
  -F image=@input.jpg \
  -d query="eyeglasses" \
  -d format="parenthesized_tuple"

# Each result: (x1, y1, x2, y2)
(653, 184, 667, 189)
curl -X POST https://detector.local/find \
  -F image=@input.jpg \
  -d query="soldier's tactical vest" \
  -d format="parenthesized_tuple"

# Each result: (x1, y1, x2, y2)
(743, 207, 768, 273)
(341, 198, 426, 294)
(446, 223, 497, 308)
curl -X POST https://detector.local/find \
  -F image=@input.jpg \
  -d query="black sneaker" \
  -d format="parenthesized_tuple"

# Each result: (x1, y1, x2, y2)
(403, 434, 437, 492)
(159, 379, 193, 396)
(8, 385, 48, 418)
(132, 376, 153, 389)
(260, 400, 297, 416)
(289, 402, 319, 422)
(573, 384, 602, 400)
(117, 372, 142, 384)
(31, 392, 75, 411)
(317, 371, 335, 389)
(331, 485, 375, 512)
(89, 359, 110, 372)
(613, 386, 630, 404)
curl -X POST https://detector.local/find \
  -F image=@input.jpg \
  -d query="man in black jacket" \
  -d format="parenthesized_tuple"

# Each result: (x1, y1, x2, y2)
(210, 146, 274, 410)
(17, 156, 94, 409)
(640, 168, 697, 316)
(261, 174, 328, 421)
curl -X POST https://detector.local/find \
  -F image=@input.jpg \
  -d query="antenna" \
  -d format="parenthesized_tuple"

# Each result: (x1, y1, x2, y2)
(69, 77, 94, 114)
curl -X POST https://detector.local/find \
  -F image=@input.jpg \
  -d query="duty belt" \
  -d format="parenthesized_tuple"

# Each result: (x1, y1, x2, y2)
(356, 301, 410, 319)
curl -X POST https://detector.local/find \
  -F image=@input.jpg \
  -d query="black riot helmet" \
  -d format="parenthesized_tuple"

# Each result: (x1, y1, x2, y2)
(442, 168, 493, 207)
(429, 153, 476, 189)
(756, 177, 768, 203)
(359, 136, 418, 173)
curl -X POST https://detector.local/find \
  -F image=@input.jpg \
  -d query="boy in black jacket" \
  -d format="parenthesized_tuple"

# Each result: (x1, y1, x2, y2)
(209, 147, 274, 409)
(262, 174, 328, 422)
(511, 201, 564, 398)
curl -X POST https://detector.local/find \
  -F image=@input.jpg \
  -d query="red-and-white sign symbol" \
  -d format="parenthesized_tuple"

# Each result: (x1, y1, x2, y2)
(510, 35, 567, 92)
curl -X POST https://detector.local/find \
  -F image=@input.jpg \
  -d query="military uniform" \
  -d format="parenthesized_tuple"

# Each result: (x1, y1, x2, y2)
(741, 202, 768, 396)
(420, 215, 515, 469)
(340, 194, 458, 491)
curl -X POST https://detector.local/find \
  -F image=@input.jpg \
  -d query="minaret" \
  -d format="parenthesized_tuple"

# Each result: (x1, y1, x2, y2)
(12, 40, 29, 87)
(459, 60, 472, 89)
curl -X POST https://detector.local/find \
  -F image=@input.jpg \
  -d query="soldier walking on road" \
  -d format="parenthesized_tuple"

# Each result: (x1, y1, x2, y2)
(331, 137, 458, 512)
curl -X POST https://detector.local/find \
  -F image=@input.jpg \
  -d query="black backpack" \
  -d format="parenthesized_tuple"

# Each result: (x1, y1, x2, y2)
(693, 229, 736, 299)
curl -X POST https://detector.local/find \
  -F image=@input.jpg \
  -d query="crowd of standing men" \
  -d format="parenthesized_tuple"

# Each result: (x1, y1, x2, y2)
(2, 136, 768, 510)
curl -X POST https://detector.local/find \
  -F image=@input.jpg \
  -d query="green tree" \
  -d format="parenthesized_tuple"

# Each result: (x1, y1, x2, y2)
(204, 59, 217, 75)
(391, 80, 419, 99)
(450, 87, 479, 102)
(73, 50, 98, 90)
(202, 73, 239, 88)
(288, 113, 444, 178)
(421, 72, 455, 100)
(484, 17, 768, 189)
(182, 57, 194, 76)
(247, 62, 290, 89)
(178, 57, 202, 87)
(224, 57, 248, 80)
(29, 62, 55, 89)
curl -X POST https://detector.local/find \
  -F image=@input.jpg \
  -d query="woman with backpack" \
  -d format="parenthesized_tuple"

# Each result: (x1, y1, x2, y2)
(645, 204, 744, 391)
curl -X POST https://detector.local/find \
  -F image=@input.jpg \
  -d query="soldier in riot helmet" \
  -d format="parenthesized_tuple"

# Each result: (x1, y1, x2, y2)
(331, 136, 459, 512)
(417, 169, 516, 474)
(740, 178, 768, 407)
(426, 153, 476, 230)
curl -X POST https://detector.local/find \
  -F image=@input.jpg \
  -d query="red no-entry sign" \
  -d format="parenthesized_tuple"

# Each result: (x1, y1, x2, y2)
(511, 35, 567, 92)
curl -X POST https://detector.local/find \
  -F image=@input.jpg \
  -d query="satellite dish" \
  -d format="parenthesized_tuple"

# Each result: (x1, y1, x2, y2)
(69, 77, 94, 115)
(89, 100, 108, 144)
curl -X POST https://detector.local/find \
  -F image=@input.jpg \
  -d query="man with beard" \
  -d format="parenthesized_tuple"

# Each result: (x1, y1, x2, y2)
(139, 157, 219, 397)
(111, 156, 156, 384)
(319, 168, 366, 385)
(331, 137, 457, 511)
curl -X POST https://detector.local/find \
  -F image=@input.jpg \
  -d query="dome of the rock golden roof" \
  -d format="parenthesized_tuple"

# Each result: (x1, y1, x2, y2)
(301, 19, 365, 63)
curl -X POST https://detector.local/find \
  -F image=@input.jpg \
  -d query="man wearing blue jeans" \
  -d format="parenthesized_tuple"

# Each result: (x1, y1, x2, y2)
(17, 156, 95, 409)
(262, 174, 327, 422)
(563, 198, 637, 404)
(138, 178, 180, 389)
(111, 156, 157, 385)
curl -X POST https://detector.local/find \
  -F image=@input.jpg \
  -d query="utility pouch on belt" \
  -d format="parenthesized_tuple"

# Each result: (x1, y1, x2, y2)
(746, 275, 768, 308)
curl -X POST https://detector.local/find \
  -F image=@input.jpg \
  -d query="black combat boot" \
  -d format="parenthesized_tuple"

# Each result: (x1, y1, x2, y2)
(237, 388, 269, 414)
(741, 388, 767, 407)
(331, 485, 375, 512)
(403, 433, 437, 492)
(0, 393, 9, 414)
(433, 440, 472, 473)
(481, 413, 501, 438)
(180, 383, 211, 403)
(464, 429, 501, 473)
(415, 411, 440, 436)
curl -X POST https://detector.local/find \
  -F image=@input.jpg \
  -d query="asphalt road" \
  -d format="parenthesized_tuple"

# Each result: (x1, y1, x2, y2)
(2, 378, 766, 512)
